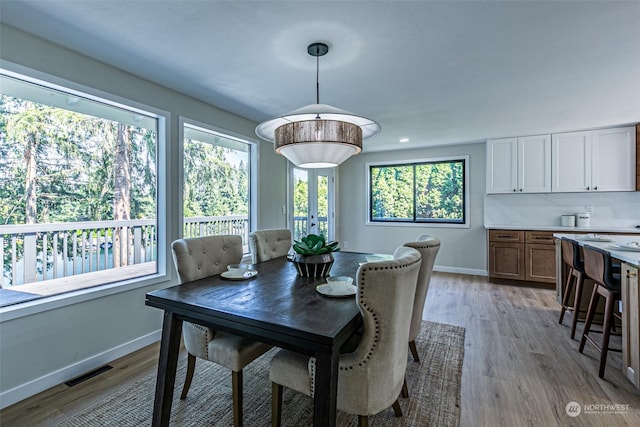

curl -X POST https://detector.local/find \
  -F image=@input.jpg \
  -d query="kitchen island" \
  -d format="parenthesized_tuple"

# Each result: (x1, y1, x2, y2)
(554, 233, 640, 390)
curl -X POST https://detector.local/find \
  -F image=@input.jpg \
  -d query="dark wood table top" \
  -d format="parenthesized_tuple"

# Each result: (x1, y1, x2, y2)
(146, 251, 369, 353)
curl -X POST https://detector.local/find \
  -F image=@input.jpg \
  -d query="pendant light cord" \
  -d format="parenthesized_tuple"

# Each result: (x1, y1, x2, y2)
(316, 47, 320, 105)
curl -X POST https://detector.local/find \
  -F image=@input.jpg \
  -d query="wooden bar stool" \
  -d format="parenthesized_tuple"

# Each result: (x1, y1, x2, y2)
(558, 238, 587, 339)
(578, 245, 622, 379)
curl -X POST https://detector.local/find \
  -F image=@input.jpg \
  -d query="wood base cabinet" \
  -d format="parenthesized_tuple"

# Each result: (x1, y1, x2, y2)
(488, 229, 556, 285)
(621, 263, 640, 389)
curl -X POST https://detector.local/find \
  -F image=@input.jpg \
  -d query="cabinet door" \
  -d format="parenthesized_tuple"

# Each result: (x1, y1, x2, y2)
(552, 131, 591, 192)
(591, 127, 636, 191)
(489, 242, 525, 280)
(525, 243, 556, 283)
(518, 135, 551, 193)
(621, 263, 639, 388)
(486, 138, 517, 193)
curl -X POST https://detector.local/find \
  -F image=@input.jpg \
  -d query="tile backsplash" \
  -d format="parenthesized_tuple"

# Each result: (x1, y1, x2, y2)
(484, 192, 640, 228)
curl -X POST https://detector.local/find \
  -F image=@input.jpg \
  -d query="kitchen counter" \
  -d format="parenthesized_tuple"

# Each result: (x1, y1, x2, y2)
(486, 224, 640, 233)
(553, 233, 640, 267)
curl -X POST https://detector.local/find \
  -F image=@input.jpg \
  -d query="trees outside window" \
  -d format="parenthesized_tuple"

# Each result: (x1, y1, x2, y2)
(369, 158, 466, 224)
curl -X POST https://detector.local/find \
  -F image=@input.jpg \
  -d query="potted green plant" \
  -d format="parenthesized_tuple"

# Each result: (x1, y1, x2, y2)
(291, 234, 340, 277)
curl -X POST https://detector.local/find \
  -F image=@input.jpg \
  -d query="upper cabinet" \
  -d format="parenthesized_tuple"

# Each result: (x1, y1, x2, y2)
(487, 125, 637, 194)
(552, 126, 636, 192)
(487, 135, 551, 194)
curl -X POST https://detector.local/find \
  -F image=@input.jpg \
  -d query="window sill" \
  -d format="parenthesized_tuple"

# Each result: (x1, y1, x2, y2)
(365, 220, 470, 229)
(0, 263, 169, 322)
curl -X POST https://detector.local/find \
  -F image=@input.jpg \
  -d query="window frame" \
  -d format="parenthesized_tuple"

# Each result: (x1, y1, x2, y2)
(366, 155, 470, 229)
(0, 63, 170, 320)
(178, 116, 258, 250)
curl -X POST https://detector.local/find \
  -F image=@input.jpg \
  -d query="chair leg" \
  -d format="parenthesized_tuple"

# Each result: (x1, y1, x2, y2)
(559, 267, 575, 324)
(358, 415, 369, 427)
(401, 376, 409, 398)
(579, 285, 600, 353)
(180, 353, 196, 400)
(271, 382, 282, 427)
(232, 370, 243, 427)
(392, 399, 403, 417)
(409, 340, 420, 362)
(598, 292, 616, 378)
(570, 273, 584, 340)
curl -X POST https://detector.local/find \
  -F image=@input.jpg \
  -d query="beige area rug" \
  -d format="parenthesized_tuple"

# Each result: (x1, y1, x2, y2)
(57, 321, 464, 427)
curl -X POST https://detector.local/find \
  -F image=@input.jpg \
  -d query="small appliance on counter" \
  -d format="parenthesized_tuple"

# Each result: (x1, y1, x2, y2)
(561, 215, 576, 227)
(576, 212, 591, 227)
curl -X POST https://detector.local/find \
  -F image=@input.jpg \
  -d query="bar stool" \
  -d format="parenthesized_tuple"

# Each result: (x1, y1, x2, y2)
(578, 245, 622, 379)
(558, 238, 587, 339)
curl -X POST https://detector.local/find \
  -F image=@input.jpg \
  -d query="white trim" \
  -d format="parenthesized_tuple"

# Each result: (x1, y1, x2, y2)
(434, 265, 488, 277)
(365, 155, 471, 229)
(0, 329, 162, 409)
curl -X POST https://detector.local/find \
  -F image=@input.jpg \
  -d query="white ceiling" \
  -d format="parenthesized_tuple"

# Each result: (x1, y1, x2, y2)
(1, 1, 639, 152)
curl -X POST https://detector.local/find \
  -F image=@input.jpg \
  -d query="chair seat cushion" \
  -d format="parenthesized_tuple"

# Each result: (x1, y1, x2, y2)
(269, 349, 312, 396)
(208, 332, 272, 372)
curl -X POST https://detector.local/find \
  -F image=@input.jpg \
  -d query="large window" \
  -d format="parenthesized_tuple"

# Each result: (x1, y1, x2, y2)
(0, 71, 159, 305)
(182, 122, 252, 251)
(368, 157, 467, 225)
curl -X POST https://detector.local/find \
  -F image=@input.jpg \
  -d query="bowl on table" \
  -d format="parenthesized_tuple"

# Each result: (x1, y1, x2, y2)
(227, 263, 252, 275)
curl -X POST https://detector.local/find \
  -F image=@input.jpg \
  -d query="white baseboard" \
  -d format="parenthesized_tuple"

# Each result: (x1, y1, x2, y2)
(433, 265, 488, 277)
(0, 329, 162, 410)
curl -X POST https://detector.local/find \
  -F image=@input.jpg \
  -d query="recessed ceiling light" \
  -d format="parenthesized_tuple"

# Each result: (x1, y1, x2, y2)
(399, 138, 409, 143)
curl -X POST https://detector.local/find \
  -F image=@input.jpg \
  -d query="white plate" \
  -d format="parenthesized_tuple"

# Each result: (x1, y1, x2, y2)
(316, 282, 357, 297)
(611, 242, 640, 252)
(221, 270, 258, 280)
(581, 234, 613, 242)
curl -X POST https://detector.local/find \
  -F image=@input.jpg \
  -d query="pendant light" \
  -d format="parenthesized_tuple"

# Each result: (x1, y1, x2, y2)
(255, 42, 381, 168)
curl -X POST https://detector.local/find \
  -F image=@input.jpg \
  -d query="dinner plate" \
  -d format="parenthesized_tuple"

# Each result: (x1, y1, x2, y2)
(316, 282, 357, 297)
(611, 242, 640, 252)
(581, 234, 613, 242)
(220, 270, 258, 280)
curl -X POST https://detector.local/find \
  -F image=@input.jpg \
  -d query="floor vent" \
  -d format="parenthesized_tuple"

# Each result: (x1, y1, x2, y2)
(65, 365, 113, 387)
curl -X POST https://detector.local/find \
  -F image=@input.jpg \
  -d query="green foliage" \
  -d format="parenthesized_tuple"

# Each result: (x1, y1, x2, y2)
(292, 234, 340, 256)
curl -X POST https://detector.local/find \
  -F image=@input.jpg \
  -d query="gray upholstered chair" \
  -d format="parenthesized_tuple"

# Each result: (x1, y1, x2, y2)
(248, 228, 292, 263)
(171, 235, 272, 427)
(403, 235, 441, 362)
(269, 246, 422, 427)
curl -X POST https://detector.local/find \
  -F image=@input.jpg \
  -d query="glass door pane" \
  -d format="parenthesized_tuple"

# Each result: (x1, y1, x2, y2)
(290, 167, 334, 241)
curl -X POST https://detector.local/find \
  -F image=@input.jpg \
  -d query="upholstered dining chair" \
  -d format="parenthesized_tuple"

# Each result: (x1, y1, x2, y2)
(269, 246, 422, 427)
(171, 235, 272, 427)
(248, 229, 292, 263)
(403, 236, 441, 363)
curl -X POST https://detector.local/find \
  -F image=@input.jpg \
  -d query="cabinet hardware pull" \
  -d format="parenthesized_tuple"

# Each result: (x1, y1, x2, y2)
(594, 186, 598, 190)
(628, 271, 637, 278)
(513, 189, 516, 192)
(497, 235, 513, 238)
(519, 189, 523, 192)
(587, 186, 590, 190)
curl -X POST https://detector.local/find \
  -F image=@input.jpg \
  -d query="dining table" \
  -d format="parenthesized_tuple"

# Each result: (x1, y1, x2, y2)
(145, 251, 371, 427)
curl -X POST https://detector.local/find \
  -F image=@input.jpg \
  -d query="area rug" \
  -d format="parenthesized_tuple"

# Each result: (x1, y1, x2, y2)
(57, 321, 465, 427)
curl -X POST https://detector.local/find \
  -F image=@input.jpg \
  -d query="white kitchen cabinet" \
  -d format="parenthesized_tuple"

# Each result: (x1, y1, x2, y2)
(486, 135, 551, 194)
(552, 126, 636, 192)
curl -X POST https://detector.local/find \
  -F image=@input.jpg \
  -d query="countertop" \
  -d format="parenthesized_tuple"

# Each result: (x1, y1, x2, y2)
(553, 233, 640, 267)
(485, 224, 640, 233)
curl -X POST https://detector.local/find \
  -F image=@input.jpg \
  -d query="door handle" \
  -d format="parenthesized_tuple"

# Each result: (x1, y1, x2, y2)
(311, 223, 316, 227)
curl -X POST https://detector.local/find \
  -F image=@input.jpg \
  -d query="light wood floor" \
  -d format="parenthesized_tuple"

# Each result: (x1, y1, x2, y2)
(2, 272, 639, 426)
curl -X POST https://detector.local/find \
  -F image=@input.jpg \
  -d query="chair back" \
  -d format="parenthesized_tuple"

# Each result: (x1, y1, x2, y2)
(333, 246, 421, 415)
(403, 237, 441, 342)
(249, 229, 292, 263)
(172, 235, 243, 283)
(583, 245, 620, 291)
(561, 237, 583, 271)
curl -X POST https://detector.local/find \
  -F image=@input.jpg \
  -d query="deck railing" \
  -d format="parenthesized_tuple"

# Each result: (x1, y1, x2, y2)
(0, 215, 249, 288)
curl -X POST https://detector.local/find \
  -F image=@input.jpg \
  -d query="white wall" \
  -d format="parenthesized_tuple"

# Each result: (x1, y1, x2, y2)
(337, 142, 487, 275)
(0, 24, 286, 407)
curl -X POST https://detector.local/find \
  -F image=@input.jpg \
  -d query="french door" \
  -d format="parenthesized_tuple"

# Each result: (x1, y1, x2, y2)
(289, 166, 335, 242)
